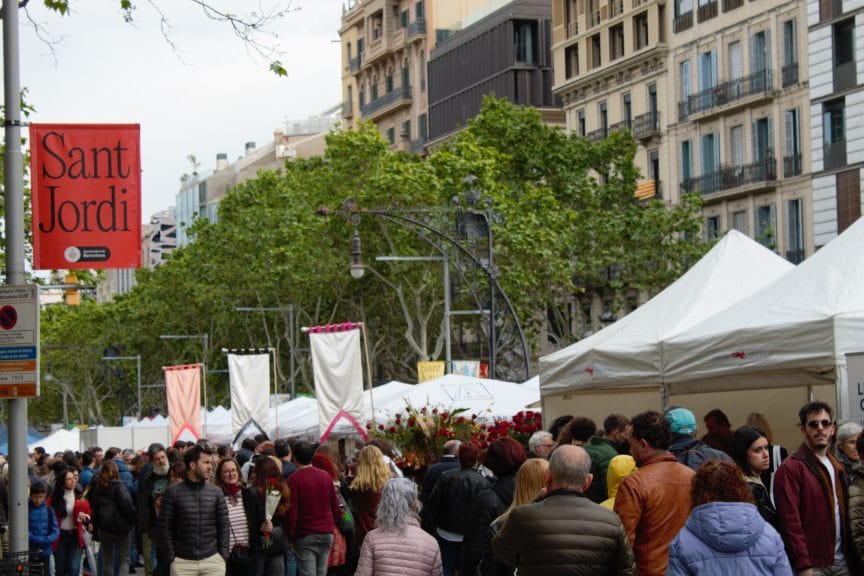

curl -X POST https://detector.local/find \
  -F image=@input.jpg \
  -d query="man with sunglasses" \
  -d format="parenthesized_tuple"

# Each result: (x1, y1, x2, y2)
(775, 401, 851, 576)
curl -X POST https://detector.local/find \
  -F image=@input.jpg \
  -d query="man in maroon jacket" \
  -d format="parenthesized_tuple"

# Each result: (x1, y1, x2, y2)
(286, 441, 342, 576)
(774, 401, 850, 576)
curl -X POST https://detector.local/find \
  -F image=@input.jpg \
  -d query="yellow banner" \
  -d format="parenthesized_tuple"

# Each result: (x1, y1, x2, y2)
(417, 361, 446, 382)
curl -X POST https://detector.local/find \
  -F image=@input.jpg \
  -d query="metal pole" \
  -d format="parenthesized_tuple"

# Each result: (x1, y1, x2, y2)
(62, 387, 68, 428)
(443, 257, 452, 372)
(136, 355, 142, 419)
(4, 0, 28, 553)
(486, 209, 497, 379)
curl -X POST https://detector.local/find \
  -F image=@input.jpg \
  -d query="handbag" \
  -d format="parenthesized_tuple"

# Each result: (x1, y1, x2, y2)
(335, 490, 355, 535)
(228, 518, 256, 569)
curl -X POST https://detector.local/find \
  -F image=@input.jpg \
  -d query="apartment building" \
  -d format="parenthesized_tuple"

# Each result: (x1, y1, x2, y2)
(808, 0, 864, 247)
(427, 0, 563, 143)
(667, 0, 813, 262)
(341, 0, 433, 152)
(551, 0, 670, 201)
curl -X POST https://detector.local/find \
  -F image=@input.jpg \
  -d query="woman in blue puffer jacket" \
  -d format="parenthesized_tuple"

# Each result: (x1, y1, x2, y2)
(668, 460, 792, 576)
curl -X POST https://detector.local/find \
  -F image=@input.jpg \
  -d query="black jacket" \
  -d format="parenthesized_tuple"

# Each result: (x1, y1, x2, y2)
(157, 477, 229, 562)
(460, 474, 516, 576)
(421, 456, 460, 503)
(89, 479, 137, 537)
(137, 470, 170, 535)
(423, 467, 489, 534)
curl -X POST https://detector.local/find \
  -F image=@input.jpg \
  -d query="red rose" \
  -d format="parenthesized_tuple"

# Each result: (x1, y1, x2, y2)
(366, 422, 373, 429)
(432, 407, 439, 415)
(388, 426, 397, 434)
(378, 424, 385, 431)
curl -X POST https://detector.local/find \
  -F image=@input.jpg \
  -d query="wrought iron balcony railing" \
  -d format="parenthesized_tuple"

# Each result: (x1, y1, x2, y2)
(678, 69, 772, 120)
(632, 111, 660, 139)
(681, 157, 777, 195)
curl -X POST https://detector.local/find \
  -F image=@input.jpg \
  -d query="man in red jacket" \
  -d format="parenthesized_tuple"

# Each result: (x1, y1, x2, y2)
(775, 401, 851, 576)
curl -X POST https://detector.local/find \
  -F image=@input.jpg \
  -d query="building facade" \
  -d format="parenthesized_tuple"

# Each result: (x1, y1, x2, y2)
(341, 0, 434, 152)
(668, 0, 812, 261)
(807, 0, 864, 247)
(552, 0, 670, 201)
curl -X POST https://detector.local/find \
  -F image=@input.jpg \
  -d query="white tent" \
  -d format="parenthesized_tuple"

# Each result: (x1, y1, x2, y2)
(29, 428, 80, 454)
(373, 373, 539, 423)
(662, 217, 864, 418)
(539, 230, 794, 392)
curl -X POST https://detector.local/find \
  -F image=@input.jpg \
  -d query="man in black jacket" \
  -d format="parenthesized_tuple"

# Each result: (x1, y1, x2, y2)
(158, 445, 229, 576)
(492, 445, 635, 576)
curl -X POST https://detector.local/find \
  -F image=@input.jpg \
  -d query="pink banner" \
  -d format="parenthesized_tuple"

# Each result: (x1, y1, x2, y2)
(164, 364, 202, 444)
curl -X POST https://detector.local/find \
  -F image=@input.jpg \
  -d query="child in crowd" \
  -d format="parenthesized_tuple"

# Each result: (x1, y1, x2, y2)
(28, 480, 60, 576)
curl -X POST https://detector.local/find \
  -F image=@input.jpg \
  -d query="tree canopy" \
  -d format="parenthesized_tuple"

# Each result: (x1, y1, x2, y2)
(37, 97, 707, 427)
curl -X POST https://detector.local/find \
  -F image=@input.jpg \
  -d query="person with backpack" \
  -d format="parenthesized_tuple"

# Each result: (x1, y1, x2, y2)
(665, 408, 733, 471)
(89, 460, 138, 576)
(29, 480, 60, 576)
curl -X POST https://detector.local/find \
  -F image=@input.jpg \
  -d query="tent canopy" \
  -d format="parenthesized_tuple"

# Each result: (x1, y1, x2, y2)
(539, 230, 794, 394)
(662, 217, 864, 400)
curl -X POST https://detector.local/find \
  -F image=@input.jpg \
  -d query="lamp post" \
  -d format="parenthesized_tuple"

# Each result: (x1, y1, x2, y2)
(101, 354, 142, 419)
(330, 202, 529, 381)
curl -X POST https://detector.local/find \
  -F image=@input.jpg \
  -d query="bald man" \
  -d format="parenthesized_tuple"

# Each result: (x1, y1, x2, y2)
(492, 445, 635, 576)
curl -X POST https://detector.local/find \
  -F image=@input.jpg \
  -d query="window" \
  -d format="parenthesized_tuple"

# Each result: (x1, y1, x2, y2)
(565, 45, 579, 79)
(834, 19, 856, 91)
(730, 125, 744, 167)
(822, 98, 845, 169)
(357, 37, 365, 55)
(386, 127, 395, 144)
(610, 24, 625, 61)
(371, 78, 379, 100)
(756, 205, 777, 249)
(648, 83, 658, 117)
(419, 52, 426, 91)
(732, 210, 748, 234)
(359, 88, 365, 107)
(514, 21, 537, 63)
(783, 19, 798, 86)
(681, 140, 692, 183)
(786, 199, 804, 263)
(400, 9, 409, 28)
(347, 85, 353, 106)
(750, 30, 771, 92)
(705, 216, 720, 240)
(699, 49, 717, 110)
(622, 93, 632, 128)
(728, 41, 742, 98)
(386, 74, 394, 93)
(578, 109, 586, 137)
(402, 67, 410, 91)
(676, 0, 693, 17)
(416, 0, 424, 19)
(679, 60, 691, 117)
(401, 120, 411, 139)
(346, 42, 352, 61)
(634, 12, 649, 50)
(418, 113, 428, 140)
(590, 33, 601, 69)
(372, 13, 383, 40)
(599, 101, 608, 136)
(752, 116, 773, 162)
(784, 108, 801, 176)
(702, 132, 720, 175)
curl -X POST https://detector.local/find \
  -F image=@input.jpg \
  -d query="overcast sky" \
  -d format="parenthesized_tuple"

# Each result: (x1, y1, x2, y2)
(14, 0, 342, 221)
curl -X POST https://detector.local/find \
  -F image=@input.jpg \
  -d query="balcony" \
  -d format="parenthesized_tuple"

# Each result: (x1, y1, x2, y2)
(681, 158, 777, 195)
(673, 11, 693, 32)
(349, 56, 361, 72)
(360, 85, 412, 119)
(783, 154, 802, 177)
(678, 69, 773, 120)
(343, 99, 353, 118)
(632, 111, 660, 139)
(610, 0, 625, 17)
(589, 10, 602, 28)
(781, 63, 798, 87)
(722, 0, 743, 11)
(835, 61, 857, 92)
(588, 127, 608, 142)
(410, 137, 426, 154)
(566, 21, 579, 38)
(408, 18, 426, 40)
(824, 140, 847, 170)
(697, 0, 718, 22)
(610, 120, 631, 133)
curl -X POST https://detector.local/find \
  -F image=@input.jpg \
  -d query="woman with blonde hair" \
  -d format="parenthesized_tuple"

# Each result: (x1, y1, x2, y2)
(478, 458, 549, 576)
(349, 445, 393, 546)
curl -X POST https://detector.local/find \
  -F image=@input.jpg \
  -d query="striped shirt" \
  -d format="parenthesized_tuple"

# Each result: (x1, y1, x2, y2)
(225, 496, 250, 548)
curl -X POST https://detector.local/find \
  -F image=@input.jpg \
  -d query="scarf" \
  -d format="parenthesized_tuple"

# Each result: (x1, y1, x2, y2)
(223, 482, 241, 502)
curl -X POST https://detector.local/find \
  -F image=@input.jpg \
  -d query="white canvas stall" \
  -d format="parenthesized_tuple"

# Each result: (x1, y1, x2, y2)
(662, 216, 864, 420)
(373, 374, 539, 424)
(29, 428, 81, 454)
(539, 230, 794, 393)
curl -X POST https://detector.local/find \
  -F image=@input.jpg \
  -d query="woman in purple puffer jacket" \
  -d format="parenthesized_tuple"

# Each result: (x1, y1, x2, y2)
(668, 460, 792, 576)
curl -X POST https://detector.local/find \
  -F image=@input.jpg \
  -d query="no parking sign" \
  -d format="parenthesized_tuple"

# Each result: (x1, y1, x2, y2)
(0, 285, 39, 398)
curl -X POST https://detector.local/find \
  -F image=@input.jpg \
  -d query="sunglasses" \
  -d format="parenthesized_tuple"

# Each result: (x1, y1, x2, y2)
(805, 419, 833, 429)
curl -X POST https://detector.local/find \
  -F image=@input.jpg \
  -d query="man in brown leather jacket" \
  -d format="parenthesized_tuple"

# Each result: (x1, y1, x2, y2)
(614, 411, 694, 576)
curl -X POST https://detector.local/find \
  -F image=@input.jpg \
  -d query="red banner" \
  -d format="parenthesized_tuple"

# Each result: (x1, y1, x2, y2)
(29, 123, 141, 269)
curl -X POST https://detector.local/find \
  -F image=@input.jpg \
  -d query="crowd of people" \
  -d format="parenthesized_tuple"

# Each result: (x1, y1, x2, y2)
(6, 399, 864, 576)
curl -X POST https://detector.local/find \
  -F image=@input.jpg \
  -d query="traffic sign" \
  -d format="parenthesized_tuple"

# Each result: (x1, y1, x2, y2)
(0, 285, 39, 398)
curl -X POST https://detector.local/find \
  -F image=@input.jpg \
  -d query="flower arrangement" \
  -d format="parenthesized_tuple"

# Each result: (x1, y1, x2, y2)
(368, 405, 543, 471)
(262, 477, 281, 549)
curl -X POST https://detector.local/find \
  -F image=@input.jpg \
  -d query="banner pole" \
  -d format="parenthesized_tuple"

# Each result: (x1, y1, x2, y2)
(202, 363, 209, 441)
(272, 348, 280, 439)
(359, 322, 375, 415)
